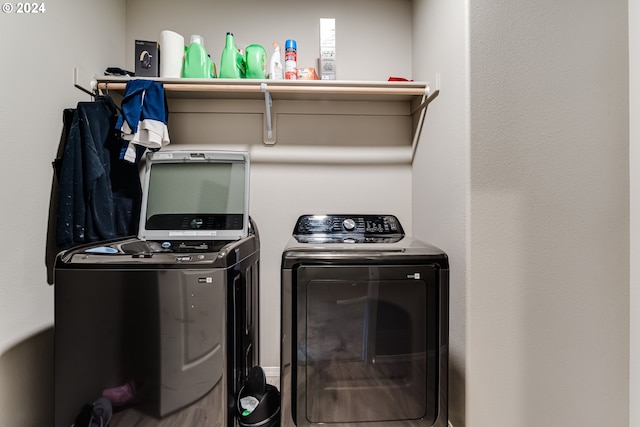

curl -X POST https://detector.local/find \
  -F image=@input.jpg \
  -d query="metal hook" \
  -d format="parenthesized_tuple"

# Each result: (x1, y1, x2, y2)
(73, 67, 96, 98)
(74, 84, 95, 98)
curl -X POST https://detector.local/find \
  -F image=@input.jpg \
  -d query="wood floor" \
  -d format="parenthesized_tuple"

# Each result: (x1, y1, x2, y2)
(107, 376, 278, 427)
(106, 370, 435, 427)
(108, 383, 222, 427)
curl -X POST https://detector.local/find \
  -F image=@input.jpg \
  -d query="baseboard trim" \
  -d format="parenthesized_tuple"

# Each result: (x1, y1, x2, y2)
(261, 366, 280, 377)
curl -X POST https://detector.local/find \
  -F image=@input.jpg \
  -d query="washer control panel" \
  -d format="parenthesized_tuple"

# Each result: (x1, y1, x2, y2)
(293, 214, 404, 243)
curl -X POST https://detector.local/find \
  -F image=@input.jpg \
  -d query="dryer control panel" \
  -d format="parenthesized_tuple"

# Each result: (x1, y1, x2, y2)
(293, 214, 405, 243)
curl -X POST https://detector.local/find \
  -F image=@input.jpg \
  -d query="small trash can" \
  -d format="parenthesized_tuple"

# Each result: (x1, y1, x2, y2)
(237, 366, 281, 427)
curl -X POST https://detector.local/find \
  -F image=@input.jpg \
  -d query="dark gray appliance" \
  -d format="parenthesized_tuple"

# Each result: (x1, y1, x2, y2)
(53, 151, 259, 427)
(281, 214, 448, 427)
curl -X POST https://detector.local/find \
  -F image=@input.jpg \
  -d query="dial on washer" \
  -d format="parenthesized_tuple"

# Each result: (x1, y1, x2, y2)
(342, 218, 356, 231)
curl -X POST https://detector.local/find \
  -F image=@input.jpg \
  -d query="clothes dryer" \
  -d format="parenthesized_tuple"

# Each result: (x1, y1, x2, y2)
(281, 215, 448, 427)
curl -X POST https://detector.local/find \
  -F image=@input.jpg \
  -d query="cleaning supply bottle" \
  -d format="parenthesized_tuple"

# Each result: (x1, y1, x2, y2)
(220, 32, 246, 79)
(236, 45, 246, 78)
(269, 42, 284, 80)
(284, 39, 297, 80)
(245, 44, 267, 79)
(182, 34, 215, 78)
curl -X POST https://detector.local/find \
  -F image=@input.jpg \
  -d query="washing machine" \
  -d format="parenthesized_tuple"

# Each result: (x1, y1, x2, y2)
(53, 151, 259, 427)
(280, 214, 448, 427)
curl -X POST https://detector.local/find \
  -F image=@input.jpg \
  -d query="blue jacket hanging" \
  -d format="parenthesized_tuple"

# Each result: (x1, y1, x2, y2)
(56, 96, 142, 250)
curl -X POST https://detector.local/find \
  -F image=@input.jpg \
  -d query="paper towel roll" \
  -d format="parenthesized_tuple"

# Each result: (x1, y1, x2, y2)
(159, 30, 185, 78)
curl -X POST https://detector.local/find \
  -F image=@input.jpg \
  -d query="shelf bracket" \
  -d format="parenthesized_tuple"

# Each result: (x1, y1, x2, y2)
(261, 83, 276, 145)
(411, 85, 440, 162)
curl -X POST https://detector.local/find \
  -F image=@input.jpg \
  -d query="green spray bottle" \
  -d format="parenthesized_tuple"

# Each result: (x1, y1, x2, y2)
(182, 34, 216, 78)
(219, 32, 246, 79)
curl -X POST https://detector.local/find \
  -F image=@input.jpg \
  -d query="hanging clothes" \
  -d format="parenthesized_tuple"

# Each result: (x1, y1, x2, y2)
(46, 108, 75, 283)
(55, 96, 142, 250)
(115, 79, 170, 163)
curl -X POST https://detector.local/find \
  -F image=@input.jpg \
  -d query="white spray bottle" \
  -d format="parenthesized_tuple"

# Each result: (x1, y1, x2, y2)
(269, 42, 284, 80)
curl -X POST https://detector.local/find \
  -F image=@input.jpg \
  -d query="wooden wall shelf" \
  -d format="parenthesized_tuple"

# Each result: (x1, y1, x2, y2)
(91, 77, 439, 164)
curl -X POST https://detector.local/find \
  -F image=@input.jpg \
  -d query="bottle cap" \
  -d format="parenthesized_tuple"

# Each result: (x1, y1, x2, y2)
(285, 39, 297, 50)
(190, 34, 203, 45)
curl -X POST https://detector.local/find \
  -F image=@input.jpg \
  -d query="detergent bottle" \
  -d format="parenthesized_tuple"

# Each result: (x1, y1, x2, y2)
(220, 32, 246, 78)
(182, 34, 215, 78)
(245, 44, 267, 79)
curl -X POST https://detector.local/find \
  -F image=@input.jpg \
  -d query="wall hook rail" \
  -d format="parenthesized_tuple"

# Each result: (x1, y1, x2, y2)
(73, 67, 97, 98)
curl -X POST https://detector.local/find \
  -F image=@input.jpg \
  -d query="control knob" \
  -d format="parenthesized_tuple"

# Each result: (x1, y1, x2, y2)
(342, 218, 356, 231)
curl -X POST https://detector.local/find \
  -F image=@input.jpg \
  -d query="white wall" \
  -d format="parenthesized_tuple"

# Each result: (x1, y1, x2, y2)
(468, 1, 629, 427)
(0, 1, 126, 425)
(629, 0, 639, 424)
(411, 0, 469, 425)
(0, 0, 125, 355)
(125, 0, 412, 82)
